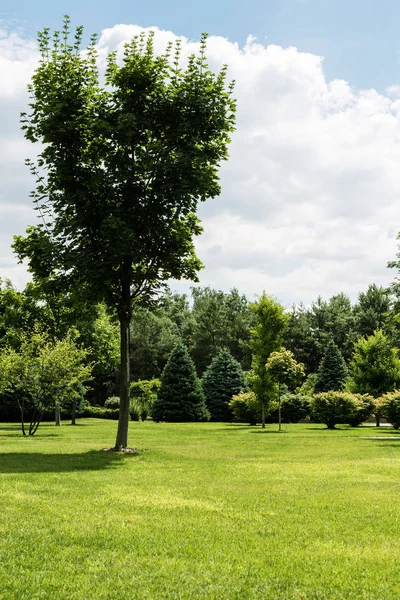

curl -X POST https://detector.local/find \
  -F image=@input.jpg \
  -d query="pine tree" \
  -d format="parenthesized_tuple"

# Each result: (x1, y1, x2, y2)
(202, 349, 246, 421)
(152, 344, 209, 422)
(314, 340, 348, 393)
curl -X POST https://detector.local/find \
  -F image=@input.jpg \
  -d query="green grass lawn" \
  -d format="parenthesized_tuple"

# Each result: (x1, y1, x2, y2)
(1, 420, 400, 599)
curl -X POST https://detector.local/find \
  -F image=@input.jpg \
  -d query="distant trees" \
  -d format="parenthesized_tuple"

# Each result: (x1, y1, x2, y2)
(152, 344, 209, 422)
(202, 349, 246, 421)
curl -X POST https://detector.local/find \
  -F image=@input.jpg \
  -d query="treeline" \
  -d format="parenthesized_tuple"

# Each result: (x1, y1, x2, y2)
(1, 277, 400, 429)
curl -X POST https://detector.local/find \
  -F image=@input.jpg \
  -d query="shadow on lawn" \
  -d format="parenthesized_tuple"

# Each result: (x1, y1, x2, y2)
(0, 450, 128, 474)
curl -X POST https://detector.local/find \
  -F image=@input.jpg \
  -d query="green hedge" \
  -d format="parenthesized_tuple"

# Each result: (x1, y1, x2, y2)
(81, 406, 120, 420)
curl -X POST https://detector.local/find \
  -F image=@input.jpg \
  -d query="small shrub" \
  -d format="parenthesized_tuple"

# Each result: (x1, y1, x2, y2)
(348, 394, 375, 427)
(229, 392, 261, 425)
(311, 391, 357, 429)
(104, 396, 120, 409)
(130, 379, 160, 421)
(380, 391, 400, 429)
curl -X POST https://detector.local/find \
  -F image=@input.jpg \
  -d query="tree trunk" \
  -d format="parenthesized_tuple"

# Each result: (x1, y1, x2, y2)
(55, 404, 61, 426)
(376, 415, 380, 427)
(29, 407, 42, 436)
(17, 395, 26, 436)
(261, 402, 265, 429)
(278, 383, 282, 432)
(71, 397, 77, 425)
(115, 312, 131, 449)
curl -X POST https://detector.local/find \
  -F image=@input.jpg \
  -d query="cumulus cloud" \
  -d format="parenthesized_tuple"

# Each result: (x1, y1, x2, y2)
(1, 23, 399, 304)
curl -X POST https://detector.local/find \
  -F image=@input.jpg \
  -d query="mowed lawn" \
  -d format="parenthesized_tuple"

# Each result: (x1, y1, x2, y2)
(1, 420, 400, 599)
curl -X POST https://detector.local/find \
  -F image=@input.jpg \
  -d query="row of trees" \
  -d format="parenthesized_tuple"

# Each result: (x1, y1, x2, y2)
(2, 280, 400, 432)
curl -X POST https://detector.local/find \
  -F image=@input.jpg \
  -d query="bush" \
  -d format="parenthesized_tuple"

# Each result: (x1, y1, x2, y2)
(130, 379, 160, 421)
(81, 406, 120, 420)
(269, 394, 311, 423)
(202, 350, 246, 422)
(229, 391, 261, 425)
(348, 394, 375, 427)
(380, 391, 400, 429)
(311, 391, 357, 429)
(104, 396, 120, 409)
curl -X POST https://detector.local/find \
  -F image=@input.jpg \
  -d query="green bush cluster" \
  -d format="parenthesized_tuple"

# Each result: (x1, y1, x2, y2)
(311, 391, 374, 429)
(82, 406, 120, 420)
(379, 391, 400, 429)
(104, 396, 120, 409)
(229, 392, 261, 425)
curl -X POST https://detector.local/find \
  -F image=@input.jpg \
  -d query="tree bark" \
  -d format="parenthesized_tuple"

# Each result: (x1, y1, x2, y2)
(29, 407, 42, 436)
(261, 402, 265, 429)
(71, 397, 77, 425)
(55, 404, 61, 426)
(278, 383, 282, 432)
(115, 310, 131, 449)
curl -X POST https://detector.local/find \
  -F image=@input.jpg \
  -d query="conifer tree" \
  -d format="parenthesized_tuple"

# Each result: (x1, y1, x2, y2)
(152, 344, 209, 422)
(202, 349, 246, 421)
(314, 340, 348, 393)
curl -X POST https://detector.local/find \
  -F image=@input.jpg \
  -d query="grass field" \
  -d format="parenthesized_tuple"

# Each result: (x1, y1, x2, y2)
(1, 420, 400, 599)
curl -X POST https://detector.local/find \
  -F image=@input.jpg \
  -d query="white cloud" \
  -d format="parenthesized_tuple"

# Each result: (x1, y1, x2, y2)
(0, 24, 399, 305)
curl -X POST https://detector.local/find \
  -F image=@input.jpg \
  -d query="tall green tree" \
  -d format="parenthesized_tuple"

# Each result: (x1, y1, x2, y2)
(19, 18, 235, 449)
(249, 293, 288, 428)
(349, 330, 400, 398)
(202, 349, 246, 421)
(314, 340, 348, 393)
(152, 344, 209, 422)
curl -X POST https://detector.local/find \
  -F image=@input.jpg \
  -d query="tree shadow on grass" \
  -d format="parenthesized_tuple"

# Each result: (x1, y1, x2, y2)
(250, 430, 287, 434)
(0, 450, 130, 474)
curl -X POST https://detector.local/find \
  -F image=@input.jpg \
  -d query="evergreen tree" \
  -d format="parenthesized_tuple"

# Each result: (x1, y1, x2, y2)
(152, 344, 209, 422)
(314, 340, 348, 393)
(202, 349, 246, 421)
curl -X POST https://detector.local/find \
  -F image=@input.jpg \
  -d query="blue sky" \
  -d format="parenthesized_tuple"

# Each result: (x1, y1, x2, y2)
(2, 0, 400, 92)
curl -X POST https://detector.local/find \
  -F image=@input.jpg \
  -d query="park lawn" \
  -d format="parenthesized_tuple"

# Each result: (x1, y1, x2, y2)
(0, 421, 399, 599)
